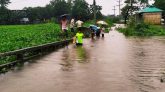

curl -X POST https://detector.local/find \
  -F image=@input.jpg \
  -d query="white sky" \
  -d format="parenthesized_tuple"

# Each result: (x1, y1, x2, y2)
(8, 0, 154, 15)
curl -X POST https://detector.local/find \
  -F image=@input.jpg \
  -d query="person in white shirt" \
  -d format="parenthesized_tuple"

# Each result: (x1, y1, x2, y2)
(76, 20, 83, 28)
(70, 18, 75, 32)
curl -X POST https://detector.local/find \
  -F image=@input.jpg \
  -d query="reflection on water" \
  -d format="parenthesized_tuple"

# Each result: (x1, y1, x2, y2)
(60, 49, 73, 71)
(60, 45, 89, 71)
(76, 46, 89, 63)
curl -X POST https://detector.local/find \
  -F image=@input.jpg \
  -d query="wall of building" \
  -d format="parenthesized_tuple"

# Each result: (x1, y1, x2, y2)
(143, 12, 162, 25)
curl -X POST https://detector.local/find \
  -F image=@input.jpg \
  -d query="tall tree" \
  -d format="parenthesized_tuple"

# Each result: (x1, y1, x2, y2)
(121, 0, 139, 24)
(50, 0, 70, 17)
(154, 0, 165, 20)
(0, 0, 10, 8)
(139, 0, 148, 3)
(67, 0, 73, 12)
(0, 0, 10, 24)
(154, 0, 165, 11)
(72, 0, 90, 20)
(138, 0, 149, 8)
(90, 4, 103, 20)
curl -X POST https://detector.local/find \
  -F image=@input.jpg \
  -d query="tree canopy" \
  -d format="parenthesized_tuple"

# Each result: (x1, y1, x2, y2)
(121, 0, 139, 24)
(0, 0, 10, 8)
(0, 0, 103, 24)
(72, 0, 90, 20)
(154, 0, 165, 19)
(0, 0, 10, 24)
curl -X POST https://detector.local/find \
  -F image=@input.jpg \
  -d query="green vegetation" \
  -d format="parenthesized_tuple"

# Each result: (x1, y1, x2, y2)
(83, 20, 94, 27)
(0, 23, 73, 53)
(118, 23, 165, 36)
(104, 28, 110, 33)
(0, 20, 112, 54)
(0, 23, 76, 66)
(154, 0, 165, 20)
(0, 0, 103, 25)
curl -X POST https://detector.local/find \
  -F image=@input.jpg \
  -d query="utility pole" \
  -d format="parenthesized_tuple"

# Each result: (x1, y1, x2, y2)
(130, 0, 133, 16)
(112, 6, 116, 16)
(93, 0, 96, 24)
(146, 0, 149, 6)
(117, 0, 122, 16)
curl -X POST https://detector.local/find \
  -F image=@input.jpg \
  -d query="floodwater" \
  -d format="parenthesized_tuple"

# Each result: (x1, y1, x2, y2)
(0, 25, 165, 92)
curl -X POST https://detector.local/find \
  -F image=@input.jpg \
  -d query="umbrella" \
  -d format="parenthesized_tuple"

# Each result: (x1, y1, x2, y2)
(89, 25, 99, 32)
(96, 21, 108, 25)
(59, 14, 70, 20)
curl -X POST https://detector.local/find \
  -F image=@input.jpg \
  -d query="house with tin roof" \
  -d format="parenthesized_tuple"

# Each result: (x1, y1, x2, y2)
(136, 6, 163, 25)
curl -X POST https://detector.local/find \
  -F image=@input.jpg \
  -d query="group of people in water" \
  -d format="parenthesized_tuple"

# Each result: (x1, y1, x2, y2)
(60, 15, 105, 46)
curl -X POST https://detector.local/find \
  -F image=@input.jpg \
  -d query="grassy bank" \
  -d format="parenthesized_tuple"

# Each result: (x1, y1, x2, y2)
(0, 23, 73, 53)
(118, 23, 165, 36)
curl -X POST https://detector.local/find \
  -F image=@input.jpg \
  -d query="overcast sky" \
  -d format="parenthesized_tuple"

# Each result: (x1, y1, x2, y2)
(8, 0, 154, 15)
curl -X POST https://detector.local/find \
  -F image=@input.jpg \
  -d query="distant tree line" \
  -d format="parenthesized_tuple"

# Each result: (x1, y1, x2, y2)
(0, 0, 103, 25)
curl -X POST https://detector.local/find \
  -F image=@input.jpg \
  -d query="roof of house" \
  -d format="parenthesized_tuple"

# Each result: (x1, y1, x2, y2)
(139, 6, 163, 13)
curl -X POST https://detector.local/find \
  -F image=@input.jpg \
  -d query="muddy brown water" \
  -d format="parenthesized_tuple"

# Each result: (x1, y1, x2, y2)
(0, 27, 165, 92)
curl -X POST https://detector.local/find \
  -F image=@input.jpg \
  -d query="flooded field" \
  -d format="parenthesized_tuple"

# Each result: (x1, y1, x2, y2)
(0, 28, 165, 92)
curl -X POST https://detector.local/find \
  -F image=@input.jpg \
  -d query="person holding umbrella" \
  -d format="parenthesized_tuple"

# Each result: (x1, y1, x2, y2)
(96, 21, 108, 38)
(89, 25, 100, 39)
(101, 25, 105, 38)
(60, 14, 69, 39)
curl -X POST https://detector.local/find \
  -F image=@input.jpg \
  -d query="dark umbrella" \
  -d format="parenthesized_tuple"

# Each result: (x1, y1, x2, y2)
(89, 25, 99, 32)
(59, 14, 70, 20)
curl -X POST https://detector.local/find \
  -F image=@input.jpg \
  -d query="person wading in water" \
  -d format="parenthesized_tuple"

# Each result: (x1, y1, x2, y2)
(74, 28, 84, 46)
(60, 16, 69, 39)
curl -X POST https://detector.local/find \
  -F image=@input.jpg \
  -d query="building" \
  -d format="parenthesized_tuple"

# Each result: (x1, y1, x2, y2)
(20, 18, 29, 24)
(137, 6, 163, 25)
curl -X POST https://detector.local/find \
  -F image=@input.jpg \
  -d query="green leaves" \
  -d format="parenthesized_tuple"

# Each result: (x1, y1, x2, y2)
(118, 23, 165, 36)
(0, 0, 10, 7)
(72, 0, 91, 20)
(0, 23, 71, 53)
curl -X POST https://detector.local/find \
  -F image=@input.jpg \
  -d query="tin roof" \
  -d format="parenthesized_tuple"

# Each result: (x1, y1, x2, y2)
(139, 6, 163, 13)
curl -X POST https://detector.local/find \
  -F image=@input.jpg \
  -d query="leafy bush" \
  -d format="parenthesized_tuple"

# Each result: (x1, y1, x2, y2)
(0, 23, 73, 53)
(118, 22, 165, 36)
(83, 20, 94, 27)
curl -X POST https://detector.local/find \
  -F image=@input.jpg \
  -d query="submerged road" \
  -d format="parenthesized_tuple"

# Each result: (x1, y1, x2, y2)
(0, 25, 165, 92)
